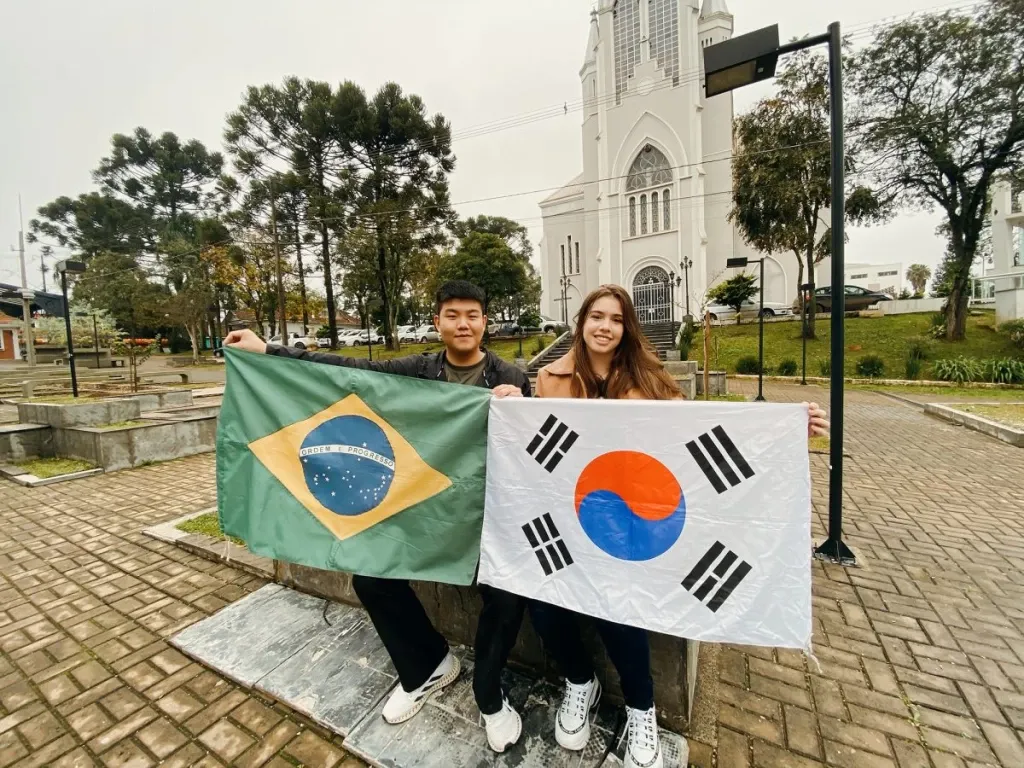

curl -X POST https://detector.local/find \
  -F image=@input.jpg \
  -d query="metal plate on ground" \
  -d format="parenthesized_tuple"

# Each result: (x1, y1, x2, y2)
(170, 584, 334, 687)
(257, 602, 398, 736)
(345, 652, 622, 768)
(601, 728, 690, 768)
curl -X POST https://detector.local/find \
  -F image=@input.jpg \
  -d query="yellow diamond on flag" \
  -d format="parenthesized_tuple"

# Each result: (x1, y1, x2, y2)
(248, 394, 452, 541)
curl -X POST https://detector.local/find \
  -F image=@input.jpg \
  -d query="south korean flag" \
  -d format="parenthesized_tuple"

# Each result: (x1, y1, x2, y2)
(480, 398, 812, 649)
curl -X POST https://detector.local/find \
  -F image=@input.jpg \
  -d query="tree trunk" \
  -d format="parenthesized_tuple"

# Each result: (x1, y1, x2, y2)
(295, 233, 309, 334)
(945, 280, 969, 341)
(795, 258, 807, 340)
(320, 222, 337, 348)
(187, 324, 200, 365)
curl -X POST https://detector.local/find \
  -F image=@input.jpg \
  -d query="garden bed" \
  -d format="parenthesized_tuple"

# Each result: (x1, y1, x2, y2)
(0, 457, 102, 487)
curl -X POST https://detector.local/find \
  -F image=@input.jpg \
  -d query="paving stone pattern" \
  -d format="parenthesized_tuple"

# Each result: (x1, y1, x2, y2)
(1, 383, 1022, 766)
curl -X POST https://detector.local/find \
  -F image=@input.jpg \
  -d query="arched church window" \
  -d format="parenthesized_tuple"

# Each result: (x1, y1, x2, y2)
(629, 197, 637, 237)
(663, 189, 671, 229)
(574, 242, 580, 273)
(651, 192, 659, 232)
(560, 245, 565, 276)
(640, 195, 648, 235)
(626, 145, 673, 192)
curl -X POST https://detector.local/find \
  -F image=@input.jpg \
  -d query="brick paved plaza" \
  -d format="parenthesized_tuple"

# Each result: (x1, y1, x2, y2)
(2, 384, 1023, 767)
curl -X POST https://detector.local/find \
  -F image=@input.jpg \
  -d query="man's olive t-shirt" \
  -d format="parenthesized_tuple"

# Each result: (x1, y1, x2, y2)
(445, 357, 487, 387)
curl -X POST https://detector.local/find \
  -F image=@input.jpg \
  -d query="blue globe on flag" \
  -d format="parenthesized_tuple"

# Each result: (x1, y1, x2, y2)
(299, 415, 396, 516)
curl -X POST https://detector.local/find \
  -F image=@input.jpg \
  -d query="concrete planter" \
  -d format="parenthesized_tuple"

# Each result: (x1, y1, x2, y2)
(664, 360, 698, 376)
(18, 398, 142, 428)
(0, 424, 54, 461)
(696, 371, 728, 396)
(53, 415, 217, 471)
(664, 350, 682, 362)
(133, 389, 193, 411)
(274, 561, 698, 730)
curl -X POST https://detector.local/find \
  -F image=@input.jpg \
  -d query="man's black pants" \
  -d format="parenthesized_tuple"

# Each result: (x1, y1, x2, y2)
(352, 575, 524, 716)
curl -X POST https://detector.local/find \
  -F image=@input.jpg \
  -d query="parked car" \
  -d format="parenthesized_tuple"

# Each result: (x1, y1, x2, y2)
(706, 300, 795, 323)
(798, 285, 891, 314)
(346, 329, 384, 346)
(399, 324, 439, 344)
(268, 332, 319, 350)
(489, 322, 521, 338)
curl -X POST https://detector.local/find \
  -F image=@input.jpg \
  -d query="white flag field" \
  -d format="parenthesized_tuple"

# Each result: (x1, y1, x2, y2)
(480, 399, 813, 649)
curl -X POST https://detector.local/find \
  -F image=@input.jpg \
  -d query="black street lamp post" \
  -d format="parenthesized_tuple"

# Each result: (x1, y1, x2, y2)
(679, 257, 693, 319)
(559, 275, 573, 326)
(705, 21, 853, 565)
(56, 260, 87, 397)
(668, 271, 677, 325)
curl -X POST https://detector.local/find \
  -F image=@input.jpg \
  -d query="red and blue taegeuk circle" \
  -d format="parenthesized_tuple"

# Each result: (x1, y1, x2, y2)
(574, 451, 686, 561)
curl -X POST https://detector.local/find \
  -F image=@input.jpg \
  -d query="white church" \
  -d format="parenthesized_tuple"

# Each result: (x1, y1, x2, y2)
(539, 0, 804, 326)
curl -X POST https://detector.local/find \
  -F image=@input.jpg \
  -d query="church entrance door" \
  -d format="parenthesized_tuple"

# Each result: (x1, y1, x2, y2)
(632, 266, 671, 324)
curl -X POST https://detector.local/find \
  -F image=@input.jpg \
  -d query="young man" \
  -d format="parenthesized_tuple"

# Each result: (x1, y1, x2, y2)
(225, 280, 527, 752)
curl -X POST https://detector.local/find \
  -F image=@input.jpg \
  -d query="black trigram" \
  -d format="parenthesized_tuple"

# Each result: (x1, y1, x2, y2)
(686, 425, 755, 494)
(526, 414, 578, 472)
(522, 513, 574, 576)
(682, 541, 752, 612)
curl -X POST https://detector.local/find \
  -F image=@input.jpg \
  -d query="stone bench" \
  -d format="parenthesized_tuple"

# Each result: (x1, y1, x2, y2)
(274, 561, 699, 731)
(142, 371, 190, 385)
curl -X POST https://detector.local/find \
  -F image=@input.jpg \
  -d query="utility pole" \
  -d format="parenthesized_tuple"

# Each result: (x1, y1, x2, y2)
(17, 196, 36, 366)
(270, 183, 288, 342)
(40, 252, 47, 292)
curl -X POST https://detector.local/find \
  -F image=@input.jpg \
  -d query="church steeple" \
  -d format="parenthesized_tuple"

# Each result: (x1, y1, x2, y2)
(700, 0, 730, 17)
(582, 10, 599, 69)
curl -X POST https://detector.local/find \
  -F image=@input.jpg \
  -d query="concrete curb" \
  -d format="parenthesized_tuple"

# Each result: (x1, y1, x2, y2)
(142, 508, 274, 579)
(924, 403, 1024, 447)
(0, 464, 103, 487)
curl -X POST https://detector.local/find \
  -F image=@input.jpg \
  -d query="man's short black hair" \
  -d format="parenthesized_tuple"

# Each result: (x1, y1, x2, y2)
(435, 280, 486, 313)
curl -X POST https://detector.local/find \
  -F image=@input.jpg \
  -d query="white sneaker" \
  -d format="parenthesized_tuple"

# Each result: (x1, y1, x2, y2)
(624, 705, 663, 768)
(381, 651, 460, 724)
(555, 677, 602, 751)
(481, 698, 522, 753)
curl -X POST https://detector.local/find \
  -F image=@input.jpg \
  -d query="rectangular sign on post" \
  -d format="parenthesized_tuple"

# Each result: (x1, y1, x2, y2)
(480, 398, 813, 649)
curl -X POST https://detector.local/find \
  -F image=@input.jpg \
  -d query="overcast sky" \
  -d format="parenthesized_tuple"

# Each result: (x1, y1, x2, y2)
(0, 0, 960, 293)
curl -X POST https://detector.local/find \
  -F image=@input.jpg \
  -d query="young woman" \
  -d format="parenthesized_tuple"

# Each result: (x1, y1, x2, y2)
(532, 284, 828, 768)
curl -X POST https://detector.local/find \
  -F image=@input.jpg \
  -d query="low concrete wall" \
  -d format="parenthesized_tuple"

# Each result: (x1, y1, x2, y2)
(135, 389, 193, 412)
(925, 403, 1024, 447)
(696, 371, 728, 396)
(877, 298, 946, 316)
(18, 398, 142, 428)
(0, 424, 54, 461)
(53, 415, 217, 470)
(275, 562, 696, 730)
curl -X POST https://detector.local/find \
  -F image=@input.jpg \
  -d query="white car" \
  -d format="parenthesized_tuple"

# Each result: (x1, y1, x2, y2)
(346, 329, 384, 346)
(268, 332, 319, 350)
(538, 316, 563, 334)
(400, 324, 439, 344)
(706, 300, 795, 323)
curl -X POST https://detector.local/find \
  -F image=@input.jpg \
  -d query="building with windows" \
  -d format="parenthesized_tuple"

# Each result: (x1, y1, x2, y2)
(843, 263, 904, 297)
(989, 180, 1024, 322)
(539, 0, 807, 327)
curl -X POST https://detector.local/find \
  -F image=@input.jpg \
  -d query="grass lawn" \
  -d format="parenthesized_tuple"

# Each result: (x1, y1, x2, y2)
(952, 403, 1024, 429)
(699, 311, 1020, 379)
(176, 512, 244, 545)
(326, 335, 556, 364)
(15, 458, 96, 478)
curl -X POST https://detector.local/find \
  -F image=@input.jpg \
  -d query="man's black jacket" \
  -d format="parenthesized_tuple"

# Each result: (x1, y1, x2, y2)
(265, 344, 532, 397)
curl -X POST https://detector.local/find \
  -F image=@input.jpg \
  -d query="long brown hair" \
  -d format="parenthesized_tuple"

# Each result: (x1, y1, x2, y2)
(569, 284, 681, 400)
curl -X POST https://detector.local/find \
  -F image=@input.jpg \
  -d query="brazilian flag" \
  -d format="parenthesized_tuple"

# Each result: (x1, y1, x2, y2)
(217, 348, 491, 585)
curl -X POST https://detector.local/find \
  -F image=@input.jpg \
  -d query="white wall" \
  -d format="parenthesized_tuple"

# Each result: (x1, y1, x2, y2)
(845, 262, 903, 295)
(876, 297, 946, 316)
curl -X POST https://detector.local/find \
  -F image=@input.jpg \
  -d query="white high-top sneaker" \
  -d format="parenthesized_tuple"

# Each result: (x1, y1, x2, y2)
(481, 697, 522, 753)
(624, 704, 663, 768)
(554, 677, 602, 750)
(381, 651, 460, 724)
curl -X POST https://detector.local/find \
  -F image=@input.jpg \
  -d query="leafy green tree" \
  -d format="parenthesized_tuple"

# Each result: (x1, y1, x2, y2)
(906, 264, 932, 297)
(71, 252, 170, 333)
(708, 273, 759, 323)
(36, 301, 120, 350)
(225, 78, 350, 347)
(453, 215, 540, 321)
(850, 0, 1024, 340)
(93, 127, 224, 237)
(335, 81, 455, 347)
(436, 233, 528, 314)
(731, 49, 883, 339)
(28, 192, 150, 258)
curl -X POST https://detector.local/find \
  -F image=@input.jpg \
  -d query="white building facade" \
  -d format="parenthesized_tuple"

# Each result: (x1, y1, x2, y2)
(843, 263, 904, 297)
(989, 181, 1024, 322)
(539, 0, 806, 327)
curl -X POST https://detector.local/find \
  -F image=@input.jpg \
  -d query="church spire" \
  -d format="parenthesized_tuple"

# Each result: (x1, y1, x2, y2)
(583, 10, 599, 68)
(700, 0, 730, 17)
